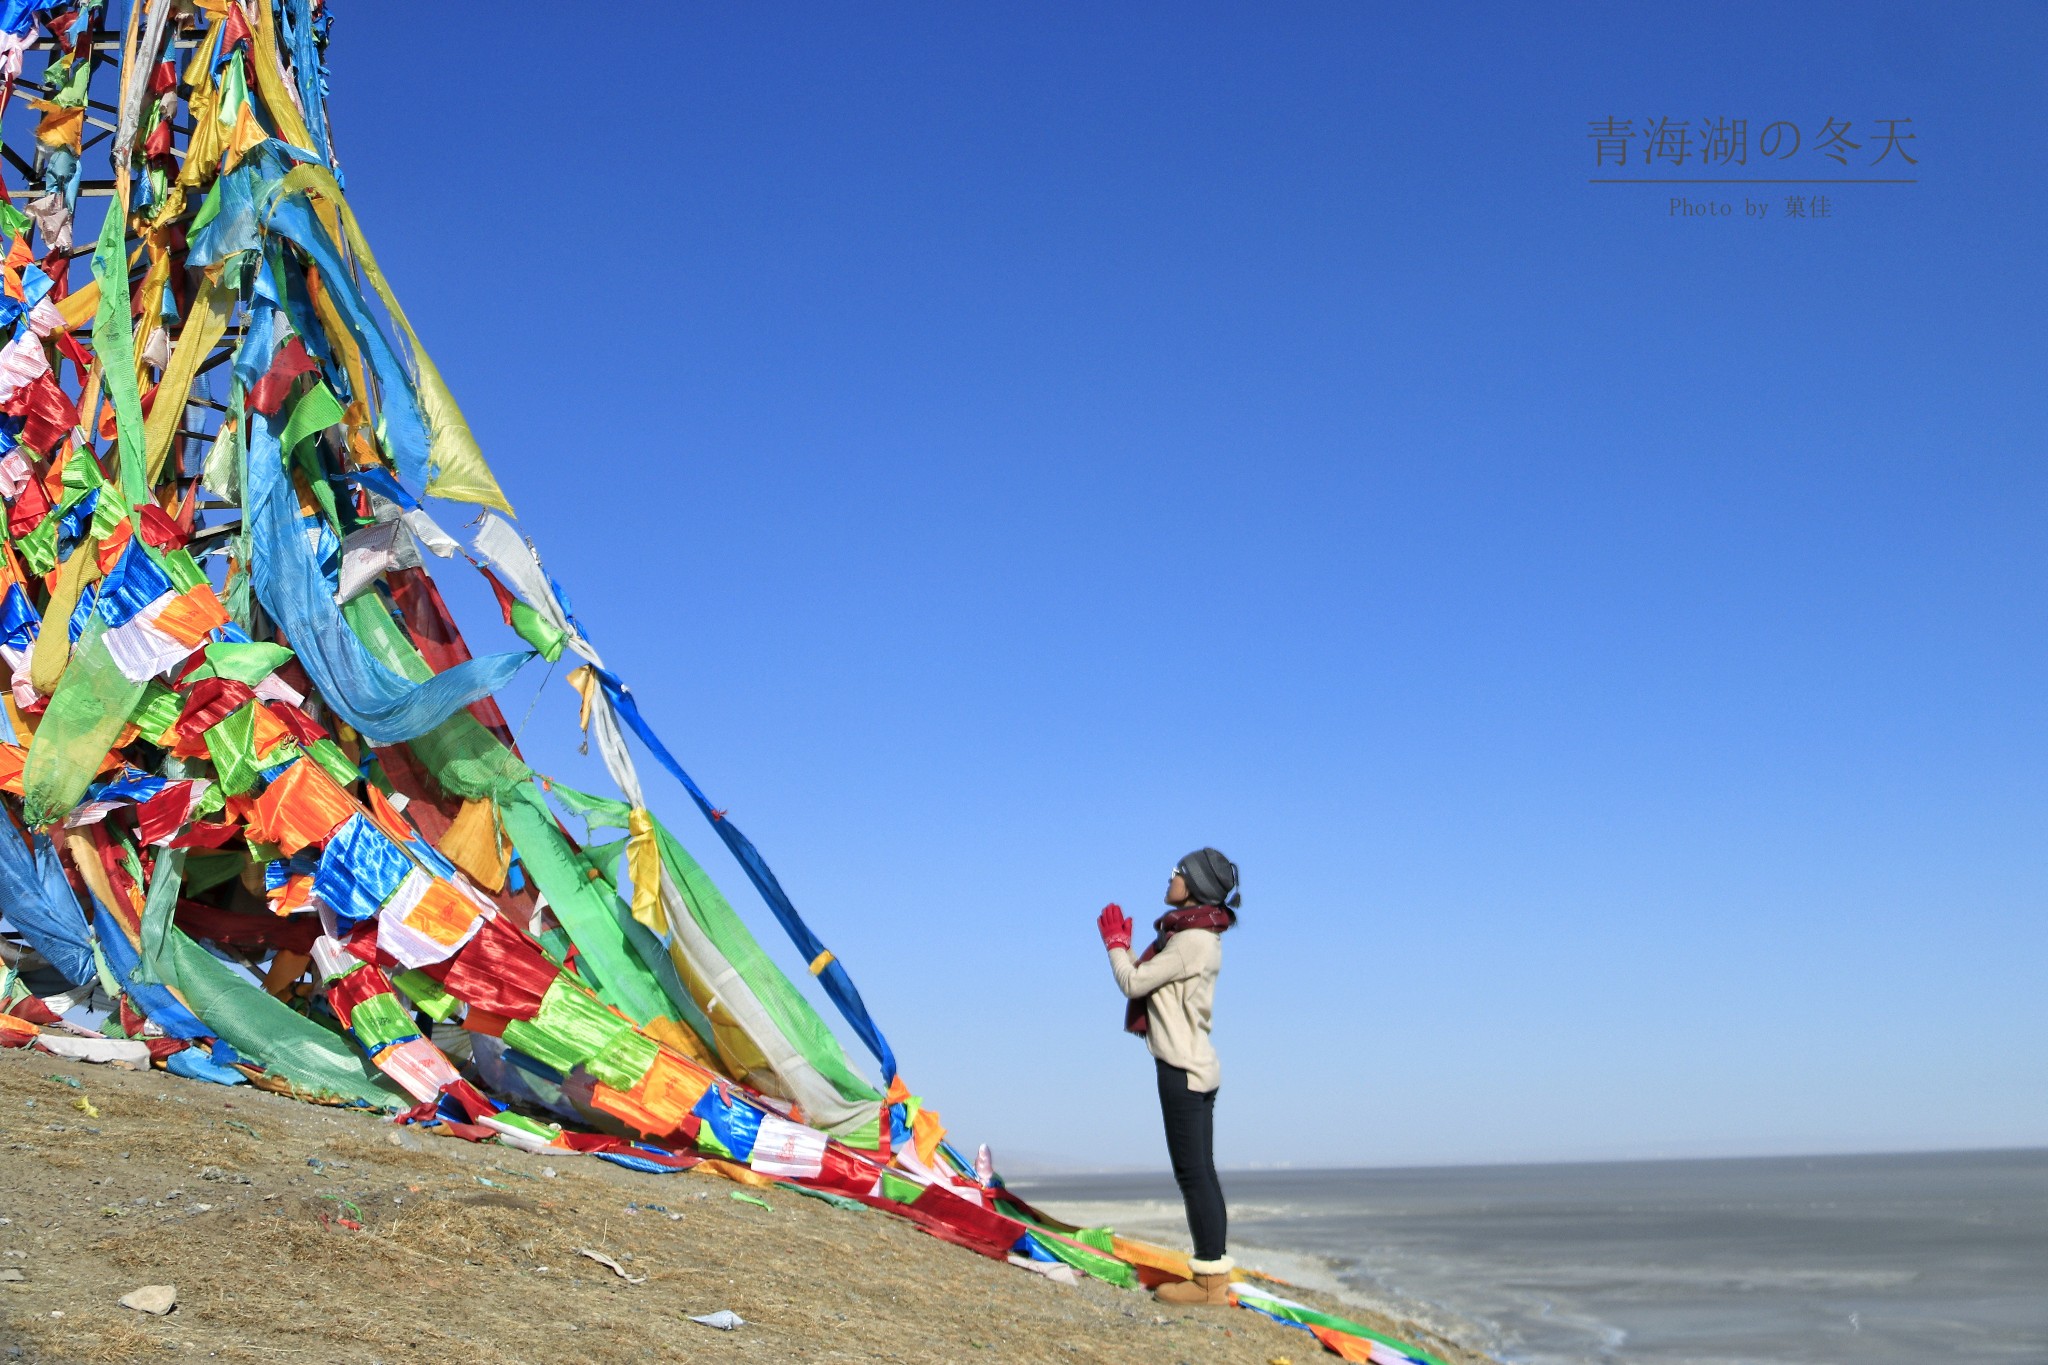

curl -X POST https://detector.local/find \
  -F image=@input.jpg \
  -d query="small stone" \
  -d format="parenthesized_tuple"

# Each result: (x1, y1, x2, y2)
(120, 1284, 177, 1316)
(0, 1269, 24, 1282)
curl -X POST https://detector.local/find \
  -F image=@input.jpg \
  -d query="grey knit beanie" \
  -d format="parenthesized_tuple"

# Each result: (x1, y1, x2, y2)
(1176, 847, 1241, 911)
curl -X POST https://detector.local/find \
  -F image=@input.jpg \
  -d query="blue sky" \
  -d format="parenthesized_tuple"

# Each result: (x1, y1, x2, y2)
(330, 3, 2046, 1168)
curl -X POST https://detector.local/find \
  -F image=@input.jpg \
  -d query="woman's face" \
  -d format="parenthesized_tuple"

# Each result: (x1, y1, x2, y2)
(1165, 871, 1190, 905)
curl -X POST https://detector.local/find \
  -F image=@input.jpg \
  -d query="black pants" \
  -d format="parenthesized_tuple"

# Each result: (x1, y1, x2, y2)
(1156, 1058, 1226, 1262)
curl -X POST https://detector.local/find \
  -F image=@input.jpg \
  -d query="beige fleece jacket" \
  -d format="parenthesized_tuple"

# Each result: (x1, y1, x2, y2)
(1108, 928, 1222, 1093)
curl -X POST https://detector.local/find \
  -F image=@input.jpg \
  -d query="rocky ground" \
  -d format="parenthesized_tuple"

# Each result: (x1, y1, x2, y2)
(0, 1046, 1490, 1365)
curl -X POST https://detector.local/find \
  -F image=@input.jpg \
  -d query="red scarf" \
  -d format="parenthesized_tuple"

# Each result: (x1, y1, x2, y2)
(1123, 905, 1234, 1036)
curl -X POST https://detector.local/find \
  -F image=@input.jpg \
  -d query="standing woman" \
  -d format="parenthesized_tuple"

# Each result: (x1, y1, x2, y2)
(1096, 847, 1240, 1306)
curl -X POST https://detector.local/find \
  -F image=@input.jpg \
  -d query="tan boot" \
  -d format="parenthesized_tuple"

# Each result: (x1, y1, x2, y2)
(1153, 1256, 1234, 1307)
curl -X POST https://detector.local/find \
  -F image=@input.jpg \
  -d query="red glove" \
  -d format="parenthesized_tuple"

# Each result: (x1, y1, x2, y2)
(1097, 903, 1133, 952)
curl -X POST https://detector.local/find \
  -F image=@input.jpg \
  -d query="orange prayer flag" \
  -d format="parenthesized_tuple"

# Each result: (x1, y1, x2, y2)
(1310, 1326, 1378, 1363)
(94, 521, 131, 574)
(403, 880, 485, 948)
(363, 783, 417, 845)
(911, 1105, 946, 1167)
(249, 758, 358, 854)
(636, 1048, 715, 1126)
(32, 105, 84, 153)
(587, 1078, 680, 1138)
(153, 584, 230, 647)
(250, 702, 296, 758)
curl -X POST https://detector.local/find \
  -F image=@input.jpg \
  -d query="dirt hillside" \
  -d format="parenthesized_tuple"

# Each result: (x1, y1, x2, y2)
(0, 1047, 1487, 1365)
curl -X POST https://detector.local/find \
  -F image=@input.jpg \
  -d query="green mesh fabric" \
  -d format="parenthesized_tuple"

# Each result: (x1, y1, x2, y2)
(408, 713, 532, 802)
(132, 848, 183, 989)
(147, 927, 403, 1106)
(22, 618, 149, 826)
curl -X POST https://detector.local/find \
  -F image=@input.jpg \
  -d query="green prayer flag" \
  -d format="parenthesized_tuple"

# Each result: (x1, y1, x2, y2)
(88, 489, 128, 541)
(344, 991, 416, 1051)
(182, 851, 242, 897)
(201, 640, 294, 685)
(131, 682, 184, 739)
(498, 1017, 586, 1076)
(508, 600, 566, 662)
(207, 702, 260, 796)
(391, 969, 460, 1022)
(531, 975, 635, 1059)
(91, 201, 149, 500)
(16, 516, 56, 575)
(279, 380, 346, 455)
(588, 1026, 661, 1092)
(307, 737, 359, 788)
(159, 548, 207, 593)
(61, 455, 102, 494)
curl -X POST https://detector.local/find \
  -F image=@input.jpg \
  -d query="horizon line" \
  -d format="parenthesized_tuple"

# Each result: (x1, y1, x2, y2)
(1004, 1140, 2048, 1181)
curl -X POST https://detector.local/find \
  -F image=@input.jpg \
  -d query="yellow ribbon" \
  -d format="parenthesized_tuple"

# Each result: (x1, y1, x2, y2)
(626, 807, 667, 935)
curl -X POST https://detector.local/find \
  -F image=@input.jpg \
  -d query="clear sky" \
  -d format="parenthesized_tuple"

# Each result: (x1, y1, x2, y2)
(326, 3, 2046, 1169)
